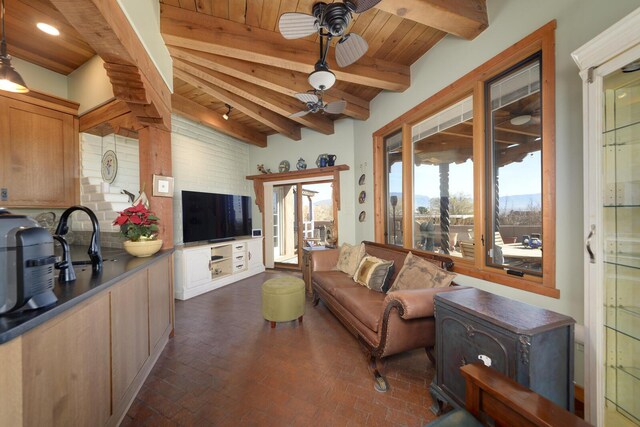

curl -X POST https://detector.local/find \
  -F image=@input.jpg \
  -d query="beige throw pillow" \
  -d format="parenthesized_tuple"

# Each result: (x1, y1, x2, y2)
(353, 256, 394, 292)
(388, 252, 456, 292)
(335, 243, 365, 276)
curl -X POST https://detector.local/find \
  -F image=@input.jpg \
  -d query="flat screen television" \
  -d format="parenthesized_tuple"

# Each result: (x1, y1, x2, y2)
(182, 190, 252, 243)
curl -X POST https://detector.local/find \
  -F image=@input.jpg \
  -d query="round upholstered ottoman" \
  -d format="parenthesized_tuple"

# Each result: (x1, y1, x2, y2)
(262, 277, 305, 328)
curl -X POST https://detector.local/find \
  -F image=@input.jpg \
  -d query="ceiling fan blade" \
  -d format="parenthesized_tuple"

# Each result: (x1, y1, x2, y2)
(278, 13, 318, 39)
(352, 0, 382, 13)
(294, 92, 319, 104)
(324, 100, 347, 115)
(289, 109, 311, 118)
(335, 33, 368, 67)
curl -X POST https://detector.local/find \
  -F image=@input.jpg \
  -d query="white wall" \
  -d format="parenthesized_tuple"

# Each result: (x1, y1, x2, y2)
(11, 57, 68, 99)
(74, 133, 139, 233)
(171, 115, 253, 245)
(248, 120, 357, 245)
(68, 56, 114, 114)
(116, 0, 173, 91)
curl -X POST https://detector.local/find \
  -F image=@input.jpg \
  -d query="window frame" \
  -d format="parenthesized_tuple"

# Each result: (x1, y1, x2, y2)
(373, 21, 557, 297)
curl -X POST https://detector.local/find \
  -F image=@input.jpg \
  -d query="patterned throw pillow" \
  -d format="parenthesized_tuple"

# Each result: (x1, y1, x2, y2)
(353, 256, 394, 292)
(388, 252, 456, 292)
(335, 243, 366, 276)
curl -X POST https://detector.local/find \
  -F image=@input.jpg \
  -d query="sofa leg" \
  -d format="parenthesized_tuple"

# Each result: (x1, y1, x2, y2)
(270, 321, 276, 328)
(312, 292, 320, 307)
(425, 347, 436, 366)
(369, 357, 389, 393)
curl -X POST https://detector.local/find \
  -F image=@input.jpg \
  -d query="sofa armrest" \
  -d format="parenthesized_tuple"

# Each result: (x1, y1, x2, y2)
(384, 286, 464, 319)
(311, 249, 340, 272)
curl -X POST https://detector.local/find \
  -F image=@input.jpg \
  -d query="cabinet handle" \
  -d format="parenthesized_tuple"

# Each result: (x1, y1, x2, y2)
(248, 251, 252, 260)
(586, 224, 596, 264)
(460, 357, 467, 367)
(236, 255, 243, 260)
(236, 264, 243, 269)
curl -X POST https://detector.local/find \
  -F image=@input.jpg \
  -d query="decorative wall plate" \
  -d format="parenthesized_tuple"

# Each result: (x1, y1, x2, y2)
(358, 190, 366, 204)
(101, 150, 118, 184)
(359, 211, 366, 222)
(279, 160, 290, 172)
(359, 174, 365, 185)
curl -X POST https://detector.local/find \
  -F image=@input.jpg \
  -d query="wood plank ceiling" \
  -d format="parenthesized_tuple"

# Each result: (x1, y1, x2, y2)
(2, 0, 489, 147)
(3, 0, 95, 74)
(161, 0, 489, 145)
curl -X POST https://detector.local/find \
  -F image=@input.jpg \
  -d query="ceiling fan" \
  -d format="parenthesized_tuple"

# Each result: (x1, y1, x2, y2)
(278, 0, 381, 91)
(289, 90, 347, 118)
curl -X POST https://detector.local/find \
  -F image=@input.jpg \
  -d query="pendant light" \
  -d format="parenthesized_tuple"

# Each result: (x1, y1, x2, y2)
(0, 0, 28, 93)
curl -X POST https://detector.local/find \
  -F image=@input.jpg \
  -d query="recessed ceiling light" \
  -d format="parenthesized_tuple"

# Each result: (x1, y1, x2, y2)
(37, 23, 60, 36)
(617, 92, 627, 99)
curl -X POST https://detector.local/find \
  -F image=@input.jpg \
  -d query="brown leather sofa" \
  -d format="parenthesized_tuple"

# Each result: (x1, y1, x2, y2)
(310, 241, 461, 391)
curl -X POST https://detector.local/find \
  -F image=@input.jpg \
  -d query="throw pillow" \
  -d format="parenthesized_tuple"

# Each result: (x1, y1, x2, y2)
(353, 256, 394, 292)
(335, 243, 365, 276)
(388, 252, 456, 292)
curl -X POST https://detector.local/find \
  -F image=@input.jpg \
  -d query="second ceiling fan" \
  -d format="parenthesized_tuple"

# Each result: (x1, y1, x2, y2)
(278, 0, 381, 91)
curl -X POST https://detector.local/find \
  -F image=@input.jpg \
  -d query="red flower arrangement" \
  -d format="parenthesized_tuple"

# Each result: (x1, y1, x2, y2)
(113, 203, 160, 242)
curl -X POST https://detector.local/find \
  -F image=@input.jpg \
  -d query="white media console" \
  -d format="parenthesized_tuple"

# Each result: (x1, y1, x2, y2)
(174, 236, 265, 300)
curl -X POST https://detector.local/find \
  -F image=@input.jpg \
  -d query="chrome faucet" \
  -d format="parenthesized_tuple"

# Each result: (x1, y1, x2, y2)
(54, 206, 102, 280)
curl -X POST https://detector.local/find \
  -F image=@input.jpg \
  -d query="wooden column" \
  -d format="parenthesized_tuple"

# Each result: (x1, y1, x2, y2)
(138, 125, 173, 248)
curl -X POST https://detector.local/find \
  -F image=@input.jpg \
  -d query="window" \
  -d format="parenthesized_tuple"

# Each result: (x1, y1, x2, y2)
(486, 56, 543, 276)
(384, 130, 403, 246)
(373, 22, 557, 297)
(412, 96, 475, 257)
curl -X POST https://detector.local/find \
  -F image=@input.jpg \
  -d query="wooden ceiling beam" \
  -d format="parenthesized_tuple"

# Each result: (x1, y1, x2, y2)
(160, 4, 409, 92)
(174, 69, 302, 141)
(51, 0, 171, 131)
(175, 59, 334, 135)
(172, 94, 267, 148)
(168, 47, 370, 120)
(376, 0, 488, 40)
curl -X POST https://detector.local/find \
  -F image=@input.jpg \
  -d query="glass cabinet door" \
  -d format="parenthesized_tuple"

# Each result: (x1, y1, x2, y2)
(602, 60, 640, 426)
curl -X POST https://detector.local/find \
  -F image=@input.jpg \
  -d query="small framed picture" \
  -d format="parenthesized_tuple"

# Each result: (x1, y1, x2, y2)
(153, 175, 174, 197)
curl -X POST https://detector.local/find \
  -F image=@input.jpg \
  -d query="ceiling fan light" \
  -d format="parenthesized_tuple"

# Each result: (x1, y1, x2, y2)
(0, 56, 28, 93)
(510, 114, 532, 126)
(308, 68, 335, 91)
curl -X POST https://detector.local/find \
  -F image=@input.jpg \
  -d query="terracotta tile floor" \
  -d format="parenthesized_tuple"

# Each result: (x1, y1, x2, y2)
(121, 271, 439, 426)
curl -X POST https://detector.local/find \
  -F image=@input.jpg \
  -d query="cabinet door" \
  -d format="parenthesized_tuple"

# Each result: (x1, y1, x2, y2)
(111, 271, 150, 404)
(0, 97, 78, 207)
(22, 294, 111, 426)
(437, 311, 514, 407)
(149, 257, 173, 352)
(185, 247, 213, 289)
(246, 238, 264, 271)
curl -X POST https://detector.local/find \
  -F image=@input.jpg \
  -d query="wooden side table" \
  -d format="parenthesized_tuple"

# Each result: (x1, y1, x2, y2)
(302, 246, 330, 296)
(430, 288, 575, 414)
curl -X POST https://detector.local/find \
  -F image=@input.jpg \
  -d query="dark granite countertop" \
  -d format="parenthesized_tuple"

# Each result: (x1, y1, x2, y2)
(0, 245, 174, 345)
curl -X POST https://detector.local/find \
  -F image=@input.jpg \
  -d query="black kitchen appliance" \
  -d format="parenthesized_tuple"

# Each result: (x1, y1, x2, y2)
(0, 209, 57, 315)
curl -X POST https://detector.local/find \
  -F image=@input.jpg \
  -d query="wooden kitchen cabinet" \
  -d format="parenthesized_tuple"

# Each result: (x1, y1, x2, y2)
(111, 270, 150, 405)
(0, 253, 175, 427)
(0, 91, 79, 208)
(148, 256, 173, 352)
(22, 293, 111, 427)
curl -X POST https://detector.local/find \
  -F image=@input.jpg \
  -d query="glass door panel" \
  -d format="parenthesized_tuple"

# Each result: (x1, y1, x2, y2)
(273, 184, 298, 266)
(602, 62, 640, 426)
